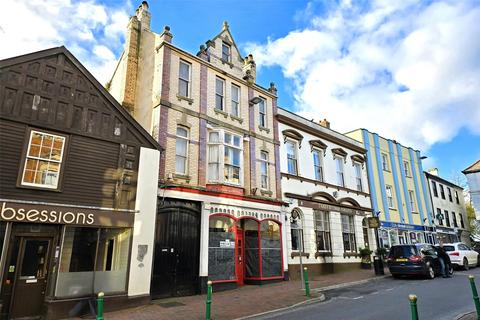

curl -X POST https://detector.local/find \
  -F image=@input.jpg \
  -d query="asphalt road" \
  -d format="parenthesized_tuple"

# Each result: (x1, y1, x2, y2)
(256, 268, 480, 320)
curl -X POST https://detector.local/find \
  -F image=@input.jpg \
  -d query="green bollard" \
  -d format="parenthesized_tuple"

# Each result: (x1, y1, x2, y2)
(469, 275, 480, 319)
(206, 280, 212, 320)
(304, 267, 310, 297)
(409, 294, 419, 320)
(96, 292, 104, 320)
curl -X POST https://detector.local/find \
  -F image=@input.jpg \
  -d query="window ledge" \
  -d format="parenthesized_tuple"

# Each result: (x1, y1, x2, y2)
(343, 252, 359, 258)
(230, 114, 244, 123)
(291, 251, 310, 259)
(260, 189, 273, 197)
(174, 174, 191, 182)
(258, 125, 270, 134)
(220, 58, 234, 68)
(315, 251, 333, 258)
(176, 94, 194, 105)
(214, 108, 229, 118)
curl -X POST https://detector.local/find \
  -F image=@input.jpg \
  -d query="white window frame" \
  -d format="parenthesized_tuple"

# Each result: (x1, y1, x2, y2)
(231, 84, 240, 117)
(381, 153, 389, 171)
(403, 160, 410, 177)
(258, 98, 267, 128)
(341, 214, 357, 252)
(314, 210, 331, 252)
(386, 185, 395, 208)
(312, 149, 324, 182)
(222, 42, 231, 62)
(175, 126, 189, 175)
(207, 129, 243, 186)
(260, 151, 269, 190)
(335, 156, 345, 187)
(178, 60, 191, 98)
(354, 162, 363, 192)
(215, 77, 225, 111)
(408, 190, 416, 212)
(22, 130, 66, 189)
(286, 140, 298, 175)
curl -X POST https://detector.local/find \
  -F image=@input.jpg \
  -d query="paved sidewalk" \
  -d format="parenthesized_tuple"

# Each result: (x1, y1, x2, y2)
(99, 268, 388, 320)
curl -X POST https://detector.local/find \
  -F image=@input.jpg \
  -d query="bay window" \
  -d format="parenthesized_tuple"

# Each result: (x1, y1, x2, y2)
(208, 130, 243, 185)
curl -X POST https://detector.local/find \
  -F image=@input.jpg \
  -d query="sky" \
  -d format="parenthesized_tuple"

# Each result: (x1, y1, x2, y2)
(0, 0, 478, 185)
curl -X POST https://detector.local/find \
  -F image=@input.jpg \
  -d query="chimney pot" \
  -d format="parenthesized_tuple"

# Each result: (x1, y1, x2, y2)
(319, 118, 330, 128)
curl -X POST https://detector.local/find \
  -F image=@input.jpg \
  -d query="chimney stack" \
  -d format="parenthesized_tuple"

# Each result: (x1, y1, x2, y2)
(428, 168, 439, 176)
(135, 1, 151, 30)
(160, 25, 173, 43)
(243, 54, 256, 85)
(319, 118, 330, 128)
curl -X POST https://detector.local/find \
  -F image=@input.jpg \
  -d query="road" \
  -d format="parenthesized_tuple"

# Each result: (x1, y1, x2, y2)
(256, 268, 480, 320)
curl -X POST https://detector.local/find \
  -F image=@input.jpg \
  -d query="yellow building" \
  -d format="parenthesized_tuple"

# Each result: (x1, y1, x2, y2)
(346, 129, 435, 247)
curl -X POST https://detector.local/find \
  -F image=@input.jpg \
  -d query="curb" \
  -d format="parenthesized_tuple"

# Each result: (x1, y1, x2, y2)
(233, 293, 326, 320)
(455, 311, 476, 320)
(313, 274, 390, 292)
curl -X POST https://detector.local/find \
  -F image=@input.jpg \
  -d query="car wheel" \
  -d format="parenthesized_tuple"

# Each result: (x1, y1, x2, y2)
(448, 265, 454, 276)
(426, 265, 435, 279)
(464, 258, 469, 271)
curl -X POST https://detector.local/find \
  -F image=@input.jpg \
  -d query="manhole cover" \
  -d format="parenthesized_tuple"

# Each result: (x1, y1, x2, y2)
(154, 301, 186, 308)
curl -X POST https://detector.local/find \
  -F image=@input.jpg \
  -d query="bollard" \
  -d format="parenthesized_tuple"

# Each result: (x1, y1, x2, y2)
(96, 292, 104, 320)
(469, 275, 480, 319)
(409, 294, 419, 320)
(206, 280, 212, 320)
(303, 267, 310, 297)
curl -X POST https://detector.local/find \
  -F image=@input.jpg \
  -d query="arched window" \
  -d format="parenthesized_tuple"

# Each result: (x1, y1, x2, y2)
(175, 126, 189, 174)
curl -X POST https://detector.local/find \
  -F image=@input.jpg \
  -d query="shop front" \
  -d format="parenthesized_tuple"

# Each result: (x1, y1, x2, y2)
(436, 226, 459, 244)
(0, 201, 134, 319)
(379, 222, 435, 248)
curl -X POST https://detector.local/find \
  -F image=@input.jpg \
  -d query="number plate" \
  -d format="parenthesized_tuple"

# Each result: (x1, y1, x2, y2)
(396, 258, 408, 262)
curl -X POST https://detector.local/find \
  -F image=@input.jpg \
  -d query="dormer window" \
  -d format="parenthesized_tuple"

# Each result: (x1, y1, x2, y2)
(222, 43, 231, 62)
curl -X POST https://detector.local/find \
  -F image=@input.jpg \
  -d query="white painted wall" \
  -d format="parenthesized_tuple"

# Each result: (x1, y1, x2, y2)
(128, 147, 160, 297)
(465, 172, 480, 219)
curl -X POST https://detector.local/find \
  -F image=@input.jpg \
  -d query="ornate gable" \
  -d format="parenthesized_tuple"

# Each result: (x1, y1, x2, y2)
(0, 47, 159, 149)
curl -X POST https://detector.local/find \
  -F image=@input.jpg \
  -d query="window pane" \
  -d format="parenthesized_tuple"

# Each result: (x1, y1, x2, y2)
(216, 78, 224, 95)
(209, 131, 219, 143)
(176, 155, 186, 173)
(233, 135, 241, 147)
(179, 62, 189, 80)
(208, 216, 236, 281)
(215, 95, 223, 110)
(176, 138, 187, 156)
(261, 220, 282, 277)
(179, 79, 188, 97)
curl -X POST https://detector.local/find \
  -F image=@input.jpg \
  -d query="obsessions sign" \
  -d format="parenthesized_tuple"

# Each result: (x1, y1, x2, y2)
(0, 202, 134, 227)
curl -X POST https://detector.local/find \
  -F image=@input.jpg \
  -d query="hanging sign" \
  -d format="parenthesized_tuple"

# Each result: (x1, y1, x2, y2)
(367, 217, 380, 228)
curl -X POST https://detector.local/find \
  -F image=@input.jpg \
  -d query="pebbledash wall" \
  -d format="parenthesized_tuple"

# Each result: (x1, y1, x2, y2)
(345, 129, 435, 248)
(108, 2, 286, 296)
(0, 47, 160, 319)
(277, 109, 376, 279)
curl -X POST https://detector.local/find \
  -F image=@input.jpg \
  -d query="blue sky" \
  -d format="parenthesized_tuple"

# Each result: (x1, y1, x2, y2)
(0, 0, 478, 185)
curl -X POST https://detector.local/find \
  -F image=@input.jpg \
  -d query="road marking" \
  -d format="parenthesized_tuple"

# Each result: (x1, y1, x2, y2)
(385, 288, 394, 291)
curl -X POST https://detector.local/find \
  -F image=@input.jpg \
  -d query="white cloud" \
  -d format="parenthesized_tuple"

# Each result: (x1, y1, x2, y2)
(246, 0, 480, 151)
(0, 0, 131, 84)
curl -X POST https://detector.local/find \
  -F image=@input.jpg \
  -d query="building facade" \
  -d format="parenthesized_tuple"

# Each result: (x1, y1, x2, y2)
(345, 129, 435, 248)
(109, 2, 286, 296)
(425, 170, 469, 244)
(277, 110, 375, 279)
(0, 47, 161, 319)
(463, 160, 480, 219)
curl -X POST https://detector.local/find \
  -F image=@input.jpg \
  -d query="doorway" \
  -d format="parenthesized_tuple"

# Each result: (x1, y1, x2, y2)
(235, 229, 244, 285)
(151, 199, 201, 299)
(9, 237, 52, 319)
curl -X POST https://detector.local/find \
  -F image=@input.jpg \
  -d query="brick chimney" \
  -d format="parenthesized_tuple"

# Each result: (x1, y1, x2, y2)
(135, 1, 151, 30)
(160, 25, 173, 43)
(243, 54, 256, 85)
(122, 14, 141, 113)
(319, 118, 330, 128)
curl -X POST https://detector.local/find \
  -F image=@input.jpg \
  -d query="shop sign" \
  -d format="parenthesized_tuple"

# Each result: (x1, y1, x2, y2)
(0, 201, 133, 227)
(219, 239, 234, 248)
(436, 226, 457, 235)
(367, 217, 380, 228)
(298, 200, 360, 215)
(380, 221, 424, 231)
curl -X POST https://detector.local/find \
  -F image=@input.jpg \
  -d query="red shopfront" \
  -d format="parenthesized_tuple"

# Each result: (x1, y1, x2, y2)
(208, 214, 284, 286)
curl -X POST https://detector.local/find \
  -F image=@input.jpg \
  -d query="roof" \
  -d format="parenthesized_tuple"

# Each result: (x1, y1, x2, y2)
(424, 171, 464, 190)
(0, 46, 161, 151)
(463, 160, 480, 174)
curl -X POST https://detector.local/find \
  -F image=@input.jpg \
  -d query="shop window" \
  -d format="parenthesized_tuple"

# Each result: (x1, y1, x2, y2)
(208, 216, 236, 281)
(175, 126, 189, 174)
(21, 130, 66, 189)
(260, 220, 282, 277)
(341, 214, 357, 252)
(56, 226, 131, 297)
(314, 210, 331, 252)
(244, 219, 260, 278)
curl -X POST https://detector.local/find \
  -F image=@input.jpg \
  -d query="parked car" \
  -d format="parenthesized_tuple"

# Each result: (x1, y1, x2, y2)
(443, 242, 479, 270)
(387, 244, 451, 279)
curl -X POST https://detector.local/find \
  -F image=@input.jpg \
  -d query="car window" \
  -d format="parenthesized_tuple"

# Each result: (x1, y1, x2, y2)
(444, 245, 455, 252)
(459, 244, 469, 251)
(389, 246, 416, 257)
(421, 245, 436, 255)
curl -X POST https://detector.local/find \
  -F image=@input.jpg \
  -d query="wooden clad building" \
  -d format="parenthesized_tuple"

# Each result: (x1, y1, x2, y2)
(0, 47, 161, 319)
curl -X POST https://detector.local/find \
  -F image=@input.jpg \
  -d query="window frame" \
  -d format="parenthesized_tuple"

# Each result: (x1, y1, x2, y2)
(18, 128, 69, 191)
(314, 210, 331, 252)
(447, 187, 453, 202)
(290, 218, 304, 252)
(436, 208, 443, 225)
(335, 156, 345, 187)
(341, 214, 357, 253)
(452, 211, 458, 228)
(444, 209, 450, 227)
(207, 129, 243, 186)
(455, 191, 460, 204)
(222, 42, 231, 62)
(386, 185, 395, 209)
(381, 153, 390, 171)
(178, 60, 191, 98)
(408, 190, 416, 212)
(230, 83, 240, 117)
(259, 151, 269, 190)
(215, 77, 225, 111)
(258, 97, 267, 128)
(403, 160, 410, 177)
(286, 139, 298, 175)
(440, 184, 445, 199)
(175, 126, 189, 175)
(312, 148, 324, 182)
(354, 161, 363, 192)
(432, 181, 438, 197)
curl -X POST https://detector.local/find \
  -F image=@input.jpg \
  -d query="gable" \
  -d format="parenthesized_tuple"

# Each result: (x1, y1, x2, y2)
(0, 47, 160, 149)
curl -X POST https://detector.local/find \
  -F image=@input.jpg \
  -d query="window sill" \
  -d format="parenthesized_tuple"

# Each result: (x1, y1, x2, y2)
(258, 125, 270, 134)
(176, 94, 194, 105)
(214, 108, 229, 118)
(220, 58, 234, 68)
(174, 174, 191, 182)
(260, 189, 273, 197)
(291, 251, 310, 259)
(343, 252, 359, 258)
(315, 251, 333, 258)
(17, 183, 62, 193)
(230, 114, 243, 124)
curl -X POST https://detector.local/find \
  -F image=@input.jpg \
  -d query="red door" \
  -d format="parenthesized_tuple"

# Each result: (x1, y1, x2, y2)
(236, 229, 244, 285)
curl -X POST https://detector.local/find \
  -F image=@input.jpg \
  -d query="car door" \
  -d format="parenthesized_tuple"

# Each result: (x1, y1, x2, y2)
(422, 245, 439, 272)
(464, 244, 478, 265)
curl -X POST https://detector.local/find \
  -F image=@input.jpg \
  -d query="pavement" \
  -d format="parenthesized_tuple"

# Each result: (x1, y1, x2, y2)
(255, 268, 480, 320)
(96, 268, 387, 320)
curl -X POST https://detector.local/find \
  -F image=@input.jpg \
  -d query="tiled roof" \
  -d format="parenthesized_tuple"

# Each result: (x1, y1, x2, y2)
(463, 160, 480, 174)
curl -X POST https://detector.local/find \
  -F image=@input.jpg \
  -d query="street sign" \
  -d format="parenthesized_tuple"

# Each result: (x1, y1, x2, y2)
(368, 217, 380, 228)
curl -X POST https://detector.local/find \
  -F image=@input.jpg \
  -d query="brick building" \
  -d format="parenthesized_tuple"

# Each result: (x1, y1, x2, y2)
(109, 2, 287, 297)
